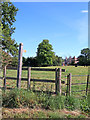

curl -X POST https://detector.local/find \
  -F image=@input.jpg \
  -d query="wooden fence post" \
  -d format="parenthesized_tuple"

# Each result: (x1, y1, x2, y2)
(17, 43, 23, 89)
(58, 68, 62, 96)
(55, 68, 58, 94)
(3, 65, 6, 89)
(66, 73, 72, 96)
(66, 74, 69, 96)
(86, 75, 89, 96)
(27, 67, 31, 90)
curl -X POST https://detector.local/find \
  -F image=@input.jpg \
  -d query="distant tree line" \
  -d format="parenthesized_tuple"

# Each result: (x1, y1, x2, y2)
(11, 40, 90, 67)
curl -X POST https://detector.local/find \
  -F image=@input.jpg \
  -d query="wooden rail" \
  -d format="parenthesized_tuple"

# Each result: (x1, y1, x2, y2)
(2, 66, 65, 95)
(5, 67, 65, 72)
(2, 66, 89, 96)
(66, 73, 90, 96)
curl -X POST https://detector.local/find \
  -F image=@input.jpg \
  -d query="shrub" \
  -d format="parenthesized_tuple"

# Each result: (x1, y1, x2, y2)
(2, 89, 37, 108)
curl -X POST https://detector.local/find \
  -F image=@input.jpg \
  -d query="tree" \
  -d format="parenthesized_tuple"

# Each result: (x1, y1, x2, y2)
(53, 55, 63, 66)
(1, 2, 19, 66)
(78, 48, 90, 66)
(36, 40, 54, 66)
(22, 57, 38, 67)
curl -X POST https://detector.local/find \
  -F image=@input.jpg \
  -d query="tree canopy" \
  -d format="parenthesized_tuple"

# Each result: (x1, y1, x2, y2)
(1, 2, 19, 66)
(78, 48, 90, 66)
(36, 39, 55, 66)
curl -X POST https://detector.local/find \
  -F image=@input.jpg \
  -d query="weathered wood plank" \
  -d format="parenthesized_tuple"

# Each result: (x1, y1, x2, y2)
(55, 68, 58, 94)
(71, 83, 87, 85)
(58, 68, 62, 95)
(27, 67, 31, 90)
(31, 68, 56, 71)
(69, 73, 72, 96)
(17, 43, 23, 89)
(31, 79, 55, 83)
(6, 77, 55, 83)
(6, 77, 17, 80)
(6, 67, 17, 70)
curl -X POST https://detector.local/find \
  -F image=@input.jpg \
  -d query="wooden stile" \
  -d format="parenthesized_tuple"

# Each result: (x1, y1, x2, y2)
(27, 67, 31, 90)
(17, 43, 23, 89)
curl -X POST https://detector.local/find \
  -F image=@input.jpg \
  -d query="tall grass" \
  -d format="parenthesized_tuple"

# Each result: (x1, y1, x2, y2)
(2, 88, 90, 113)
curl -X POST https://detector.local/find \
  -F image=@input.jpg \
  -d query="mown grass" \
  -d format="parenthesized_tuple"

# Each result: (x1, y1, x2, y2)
(5, 66, 89, 97)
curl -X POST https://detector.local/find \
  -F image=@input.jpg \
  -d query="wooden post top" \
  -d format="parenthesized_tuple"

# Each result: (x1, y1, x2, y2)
(20, 43, 23, 46)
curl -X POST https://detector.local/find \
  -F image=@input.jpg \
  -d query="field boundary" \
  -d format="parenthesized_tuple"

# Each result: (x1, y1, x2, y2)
(1, 66, 90, 96)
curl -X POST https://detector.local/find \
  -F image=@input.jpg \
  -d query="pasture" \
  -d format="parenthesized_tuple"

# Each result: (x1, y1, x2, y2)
(5, 66, 89, 97)
(2, 66, 90, 118)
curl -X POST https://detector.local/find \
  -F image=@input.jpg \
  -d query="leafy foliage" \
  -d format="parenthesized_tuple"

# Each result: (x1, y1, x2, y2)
(78, 48, 90, 66)
(1, 2, 19, 66)
(36, 40, 55, 66)
(22, 57, 38, 67)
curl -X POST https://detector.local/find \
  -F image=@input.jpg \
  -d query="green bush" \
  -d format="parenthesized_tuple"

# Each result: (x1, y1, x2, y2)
(2, 89, 37, 108)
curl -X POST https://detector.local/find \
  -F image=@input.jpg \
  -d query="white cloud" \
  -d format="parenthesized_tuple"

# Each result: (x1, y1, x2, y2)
(81, 10, 88, 13)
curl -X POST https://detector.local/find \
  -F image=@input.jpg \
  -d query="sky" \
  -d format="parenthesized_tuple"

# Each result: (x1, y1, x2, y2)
(12, 2, 88, 59)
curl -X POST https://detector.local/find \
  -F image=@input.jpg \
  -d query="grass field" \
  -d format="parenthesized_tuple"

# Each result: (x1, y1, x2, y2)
(5, 66, 89, 97)
(1, 66, 90, 118)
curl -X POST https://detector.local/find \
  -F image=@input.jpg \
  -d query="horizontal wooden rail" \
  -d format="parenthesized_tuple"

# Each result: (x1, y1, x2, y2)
(23, 68, 65, 72)
(3, 67, 65, 72)
(6, 77, 17, 80)
(22, 68, 56, 71)
(6, 67, 17, 70)
(31, 79, 55, 83)
(65, 75, 88, 77)
(71, 83, 87, 85)
(6, 77, 55, 83)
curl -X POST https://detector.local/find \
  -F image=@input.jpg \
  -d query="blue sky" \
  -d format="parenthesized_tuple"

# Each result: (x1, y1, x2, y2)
(12, 2, 88, 59)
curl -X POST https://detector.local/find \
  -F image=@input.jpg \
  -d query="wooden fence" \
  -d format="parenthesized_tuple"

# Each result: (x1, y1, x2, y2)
(1, 66, 90, 96)
(2, 66, 65, 95)
(66, 74, 90, 96)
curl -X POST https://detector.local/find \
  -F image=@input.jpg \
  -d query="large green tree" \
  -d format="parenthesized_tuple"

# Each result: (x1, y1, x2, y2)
(78, 48, 90, 66)
(37, 40, 55, 66)
(1, 2, 19, 66)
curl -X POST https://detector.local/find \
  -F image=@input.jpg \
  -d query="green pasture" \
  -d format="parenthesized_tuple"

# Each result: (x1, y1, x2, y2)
(5, 66, 89, 97)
